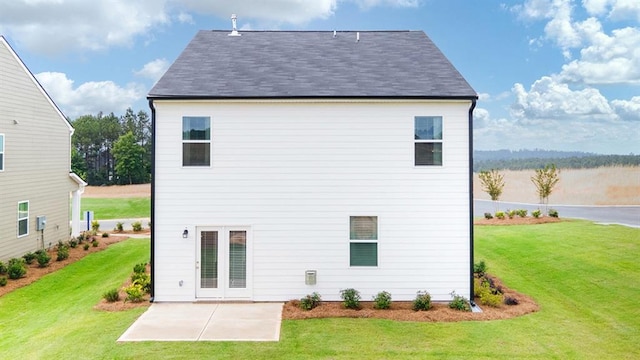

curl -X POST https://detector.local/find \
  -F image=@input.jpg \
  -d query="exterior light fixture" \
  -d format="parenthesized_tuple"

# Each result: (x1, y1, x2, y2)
(182, 229, 189, 238)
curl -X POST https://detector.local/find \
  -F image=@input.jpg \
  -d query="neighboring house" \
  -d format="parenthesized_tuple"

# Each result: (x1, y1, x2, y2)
(149, 28, 477, 302)
(0, 36, 86, 262)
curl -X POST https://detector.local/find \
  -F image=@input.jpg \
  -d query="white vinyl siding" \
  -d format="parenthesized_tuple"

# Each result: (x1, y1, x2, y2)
(18, 201, 29, 237)
(153, 99, 472, 302)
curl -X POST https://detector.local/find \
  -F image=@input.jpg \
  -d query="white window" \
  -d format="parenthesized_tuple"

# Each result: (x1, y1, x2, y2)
(349, 216, 378, 267)
(18, 201, 29, 237)
(182, 116, 211, 166)
(414, 116, 443, 166)
(0, 134, 4, 171)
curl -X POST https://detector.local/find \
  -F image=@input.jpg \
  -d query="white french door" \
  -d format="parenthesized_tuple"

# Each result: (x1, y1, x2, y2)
(196, 226, 251, 299)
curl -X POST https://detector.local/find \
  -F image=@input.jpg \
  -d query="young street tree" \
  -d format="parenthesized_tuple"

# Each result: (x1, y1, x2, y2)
(531, 164, 560, 214)
(478, 169, 505, 212)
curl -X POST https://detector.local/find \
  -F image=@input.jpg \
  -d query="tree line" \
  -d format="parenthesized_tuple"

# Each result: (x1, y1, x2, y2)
(71, 108, 151, 185)
(474, 154, 640, 172)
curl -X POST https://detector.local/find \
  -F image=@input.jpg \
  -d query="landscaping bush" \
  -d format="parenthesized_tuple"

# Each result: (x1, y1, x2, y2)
(102, 232, 109, 238)
(373, 291, 392, 309)
(68, 239, 78, 248)
(340, 288, 361, 309)
(83, 243, 90, 251)
(507, 209, 516, 219)
(91, 220, 100, 232)
(0, 261, 7, 275)
(115, 222, 124, 232)
(495, 211, 505, 220)
(473, 260, 487, 277)
(476, 279, 503, 307)
(133, 263, 146, 274)
(548, 208, 559, 218)
(532, 209, 542, 218)
(7, 258, 27, 279)
(0, 276, 7, 287)
(504, 296, 519, 306)
(56, 246, 69, 261)
(123, 283, 145, 302)
(413, 290, 431, 311)
(448, 291, 470, 311)
(103, 288, 120, 302)
(517, 209, 528, 217)
(132, 221, 143, 232)
(484, 212, 493, 219)
(23, 252, 36, 265)
(36, 250, 51, 268)
(299, 292, 322, 311)
(131, 272, 151, 294)
(92, 240, 99, 247)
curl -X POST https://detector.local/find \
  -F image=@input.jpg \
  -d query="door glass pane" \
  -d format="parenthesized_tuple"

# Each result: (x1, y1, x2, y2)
(228, 231, 246, 288)
(201, 231, 218, 288)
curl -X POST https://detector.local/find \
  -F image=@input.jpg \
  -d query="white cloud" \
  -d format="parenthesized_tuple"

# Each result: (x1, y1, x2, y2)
(134, 58, 170, 82)
(583, 0, 640, 21)
(611, 96, 640, 121)
(35, 72, 144, 118)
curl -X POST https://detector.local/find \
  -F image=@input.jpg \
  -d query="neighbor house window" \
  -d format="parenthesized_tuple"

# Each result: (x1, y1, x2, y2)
(182, 116, 211, 166)
(18, 201, 29, 237)
(0, 134, 4, 171)
(414, 116, 443, 166)
(349, 216, 378, 266)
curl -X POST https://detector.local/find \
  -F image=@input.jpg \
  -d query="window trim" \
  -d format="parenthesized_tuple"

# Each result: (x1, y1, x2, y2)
(182, 116, 211, 167)
(18, 200, 29, 238)
(349, 216, 378, 267)
(0, 133, 4, 171)
(414, 116, 443, 166)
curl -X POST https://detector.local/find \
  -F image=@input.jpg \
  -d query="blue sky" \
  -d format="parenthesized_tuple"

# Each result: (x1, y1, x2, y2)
(1, 0, 638, 154)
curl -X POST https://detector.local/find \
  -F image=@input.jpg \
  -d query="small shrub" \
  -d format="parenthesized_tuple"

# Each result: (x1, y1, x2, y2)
(83, 243, 90, 251)
(373, 291, 392, 310)
(68, 239, 78, 248)
(548, 208, 559, 218)
(517, 209, 528, 218)
(115, 222, 124, 232)
(473, 260, 487, 276)
(101, 232, 109, 238)
(449, 291, 470, 311)
(92, 240, 99, 247)
(495, 211, 505, 220)
(23, 252, 37, 265)
(132, 221, 143, 232)
(103, 288, 120, 302)
(36, 250, 51, 267)
(532, 209, 542, 218)
(131, 272, 151, 294)
(299, 292, 322, 311)
(133, 263, 147, 274)
(91, 220, 100, 232)
(507, 209, 516, 219)
(340, 288, 361, 309)
(0, 276, 7, 286)
(7, 258, 27, 279)
(504, 296, 519, 306)
(477, 280, 503, 307)
(0, 261, 7, 275)
(56, 246, 69, 261)
(123, 283, 145, 303)
(412, 290, 432, 311)
(484, 212, 493, 219)
(77, 232, 86, 243)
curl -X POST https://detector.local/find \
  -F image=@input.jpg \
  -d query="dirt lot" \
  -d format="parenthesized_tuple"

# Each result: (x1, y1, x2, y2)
(84, 184, 150, 198)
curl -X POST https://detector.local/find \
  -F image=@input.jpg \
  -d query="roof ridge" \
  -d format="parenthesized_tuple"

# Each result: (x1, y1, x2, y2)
(207, 30, 413, 33)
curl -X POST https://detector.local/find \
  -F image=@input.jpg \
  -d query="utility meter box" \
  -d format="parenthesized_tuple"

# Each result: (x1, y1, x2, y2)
(36, 216, 47, 231)
(305, 270, 317, 285)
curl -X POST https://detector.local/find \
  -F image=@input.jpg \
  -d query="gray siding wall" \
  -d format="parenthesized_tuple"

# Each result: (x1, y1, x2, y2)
(0, 39, 74, 261)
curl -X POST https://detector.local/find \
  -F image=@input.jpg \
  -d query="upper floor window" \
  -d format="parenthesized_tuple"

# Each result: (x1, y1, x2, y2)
(414, 116, 443, 166)
(182, 117, 210, 166)
(0, 134, 4, 171)
(18, 201, 29, 237)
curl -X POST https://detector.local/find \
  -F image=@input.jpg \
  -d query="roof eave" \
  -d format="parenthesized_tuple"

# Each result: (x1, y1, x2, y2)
(147, 94, 479, 101)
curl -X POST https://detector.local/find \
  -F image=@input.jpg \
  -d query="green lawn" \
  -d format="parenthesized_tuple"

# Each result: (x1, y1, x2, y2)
(81, 197, 150, 219)
(1, 221, 638, 359)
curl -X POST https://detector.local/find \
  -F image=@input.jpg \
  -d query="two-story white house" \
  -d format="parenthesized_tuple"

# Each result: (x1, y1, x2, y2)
(0, 36, 85, 262)
(149, 29, 477, 302)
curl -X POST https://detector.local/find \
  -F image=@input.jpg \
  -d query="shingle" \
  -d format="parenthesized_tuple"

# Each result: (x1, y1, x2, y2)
(149, 30, 476, 99)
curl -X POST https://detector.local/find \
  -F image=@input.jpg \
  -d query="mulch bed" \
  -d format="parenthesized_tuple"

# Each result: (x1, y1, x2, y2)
(474, 216, 562, 226)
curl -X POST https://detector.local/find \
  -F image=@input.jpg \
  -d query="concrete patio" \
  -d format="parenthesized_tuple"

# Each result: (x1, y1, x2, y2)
(118, 302, 283, 342)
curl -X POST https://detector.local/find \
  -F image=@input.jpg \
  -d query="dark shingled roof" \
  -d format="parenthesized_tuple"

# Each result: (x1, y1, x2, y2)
(149, 30, 476, 99)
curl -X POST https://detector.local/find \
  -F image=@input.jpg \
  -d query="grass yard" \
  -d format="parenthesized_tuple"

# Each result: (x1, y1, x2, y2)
(1, 221, 638, 359)
(81, 197, 150, 219)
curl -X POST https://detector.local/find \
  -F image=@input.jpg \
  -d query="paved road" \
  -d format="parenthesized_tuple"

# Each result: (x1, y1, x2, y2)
(475, 199, 640, 228)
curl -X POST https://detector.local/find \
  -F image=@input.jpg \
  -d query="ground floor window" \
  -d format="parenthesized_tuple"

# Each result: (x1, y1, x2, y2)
(18, 201, 29, 237)
(349, 216, 378, 266)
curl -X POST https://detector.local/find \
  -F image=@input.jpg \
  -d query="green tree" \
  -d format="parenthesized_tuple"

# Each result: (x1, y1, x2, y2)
(113, 132, 145, 184)
(70, 147, 87, 181)
(478, 169, 505, 212)
(531, 164, 560, 214)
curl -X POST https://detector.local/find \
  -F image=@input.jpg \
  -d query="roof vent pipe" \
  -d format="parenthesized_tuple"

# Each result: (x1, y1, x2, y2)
(333, 30, 337, 38)
(229, 14, 241, 36)
(356, 32, 360, 42)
